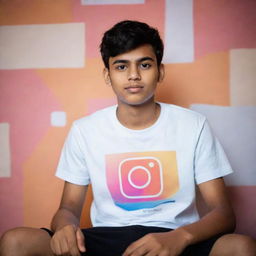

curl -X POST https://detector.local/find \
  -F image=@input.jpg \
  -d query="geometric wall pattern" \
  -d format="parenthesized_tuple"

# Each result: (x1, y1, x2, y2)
(190, 104, 256, 187)
(230, 49, 256, 106)
(163, 0, 194, 63)
(0, 0, 256, 238)
(0, 23, 85, 69)
(51, 112, 67, 127)
(0, 123, 11, 177)
(82, 0, 145, 4)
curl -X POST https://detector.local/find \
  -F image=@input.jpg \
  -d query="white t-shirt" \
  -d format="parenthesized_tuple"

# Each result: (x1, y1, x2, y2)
(56, 103, 232, 229)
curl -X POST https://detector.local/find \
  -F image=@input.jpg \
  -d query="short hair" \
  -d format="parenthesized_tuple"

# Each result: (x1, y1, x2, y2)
(100, 20, 164, 69)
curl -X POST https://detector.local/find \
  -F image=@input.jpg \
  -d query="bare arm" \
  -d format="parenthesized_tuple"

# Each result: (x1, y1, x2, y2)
(123, 177, 235, 256)
(50, 181, 88, 256)
(51, 181, 88, 231)
(176, 177, 235, 244)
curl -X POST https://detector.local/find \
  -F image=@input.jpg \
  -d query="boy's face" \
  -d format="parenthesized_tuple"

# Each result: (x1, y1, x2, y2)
(104, 44, 164, 107)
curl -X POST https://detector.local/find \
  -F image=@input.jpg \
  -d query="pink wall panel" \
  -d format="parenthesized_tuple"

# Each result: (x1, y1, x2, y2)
(0, 70, 60, 233)
(72, 0, 165, 58)
(194, 0, 256, 58)
(228, 186, 256, 238)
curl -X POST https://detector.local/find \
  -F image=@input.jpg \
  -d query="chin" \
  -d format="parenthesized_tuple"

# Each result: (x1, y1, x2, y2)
(119, 95, 155, 107)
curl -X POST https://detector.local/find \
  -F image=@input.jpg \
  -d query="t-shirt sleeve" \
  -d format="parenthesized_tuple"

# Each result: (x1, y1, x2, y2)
(55, 123, 90, 185)
(194, 119, 233, 184)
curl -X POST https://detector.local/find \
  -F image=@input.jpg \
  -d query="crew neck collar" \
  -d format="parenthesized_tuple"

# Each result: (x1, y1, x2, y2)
(112, 102, 166, 133)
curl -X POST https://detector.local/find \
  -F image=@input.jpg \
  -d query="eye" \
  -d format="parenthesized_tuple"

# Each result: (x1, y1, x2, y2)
(140, 63, 151, 69)
(115, 65, 127, 71)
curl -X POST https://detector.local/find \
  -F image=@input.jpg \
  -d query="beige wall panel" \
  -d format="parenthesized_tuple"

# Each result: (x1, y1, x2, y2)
(230, 49, 256, 106)
(0, 23, 85, 69)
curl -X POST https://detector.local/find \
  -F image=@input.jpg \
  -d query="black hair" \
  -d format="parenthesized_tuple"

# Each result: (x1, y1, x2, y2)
(100, 20, 164, 69)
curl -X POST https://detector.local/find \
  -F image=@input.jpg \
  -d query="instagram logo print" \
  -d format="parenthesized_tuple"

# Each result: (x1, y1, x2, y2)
(118, 157, 163, 199)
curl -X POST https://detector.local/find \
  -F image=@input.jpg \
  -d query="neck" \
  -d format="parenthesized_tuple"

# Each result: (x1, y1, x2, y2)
(116, 99, 160, 130)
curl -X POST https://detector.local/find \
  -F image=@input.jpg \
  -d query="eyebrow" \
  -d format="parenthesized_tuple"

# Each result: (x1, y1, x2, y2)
(112, 57, 155, 65)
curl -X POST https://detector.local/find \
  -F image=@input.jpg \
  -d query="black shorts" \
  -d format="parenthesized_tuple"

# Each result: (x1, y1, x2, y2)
(41, 225, 222, 256)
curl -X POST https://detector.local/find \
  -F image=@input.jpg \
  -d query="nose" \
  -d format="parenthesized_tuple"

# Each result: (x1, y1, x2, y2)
(128, 65, 141, 81)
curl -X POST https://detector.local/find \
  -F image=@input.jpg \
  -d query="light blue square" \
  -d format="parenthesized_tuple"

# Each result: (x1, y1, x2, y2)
(51, 111, 66, 127)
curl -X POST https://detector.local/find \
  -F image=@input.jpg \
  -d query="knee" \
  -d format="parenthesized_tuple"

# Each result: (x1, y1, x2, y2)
(0, 228, 26, 255)
(234, 235, 256, 256)
(212, 234, 256, 256)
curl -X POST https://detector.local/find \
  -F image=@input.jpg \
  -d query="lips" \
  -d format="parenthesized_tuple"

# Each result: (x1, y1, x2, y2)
(125, 85, 144, 93)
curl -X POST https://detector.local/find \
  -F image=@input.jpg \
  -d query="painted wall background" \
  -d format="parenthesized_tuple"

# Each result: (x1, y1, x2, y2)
(0, 0, 256, 238)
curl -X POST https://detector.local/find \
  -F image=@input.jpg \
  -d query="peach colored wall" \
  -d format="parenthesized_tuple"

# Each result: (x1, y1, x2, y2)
(0, 0, 255, 238)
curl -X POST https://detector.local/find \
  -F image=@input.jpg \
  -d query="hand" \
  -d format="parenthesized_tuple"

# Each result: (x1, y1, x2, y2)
(122, 229, 191, 256)
(50, 224, 86, 256)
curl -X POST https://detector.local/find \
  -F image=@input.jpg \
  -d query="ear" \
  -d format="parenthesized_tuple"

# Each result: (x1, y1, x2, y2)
(103, 68, 111, 86)
(158, 64, 165, 82)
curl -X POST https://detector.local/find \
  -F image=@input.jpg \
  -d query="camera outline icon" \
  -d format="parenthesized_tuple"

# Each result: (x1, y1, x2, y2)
(118, 156, 164, 199)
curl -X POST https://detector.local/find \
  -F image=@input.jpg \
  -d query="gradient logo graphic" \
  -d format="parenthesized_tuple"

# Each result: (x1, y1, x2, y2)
(106, 151, 179, 211)
(119, 157, 163, 199)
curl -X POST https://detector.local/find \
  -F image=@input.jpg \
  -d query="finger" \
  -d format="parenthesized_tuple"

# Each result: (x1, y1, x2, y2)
(51, 236, 64, 255)
(61, 235, 72, 255)
(69, 245, 81, 256)
(129, 245, 163, 256)
(76, 228, 86, 252)
(52, 235, 69, 255)
(123, 236, 148, 255)
(159, 250, 170, 256)
(131, 245, 150, 256)
(65, 229, 81, 256)
(68, 230, 82, 256)
(123, 242, 147, 255)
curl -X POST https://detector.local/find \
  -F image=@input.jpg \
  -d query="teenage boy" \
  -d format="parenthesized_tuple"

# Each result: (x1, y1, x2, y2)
(0, 20, 256, 256)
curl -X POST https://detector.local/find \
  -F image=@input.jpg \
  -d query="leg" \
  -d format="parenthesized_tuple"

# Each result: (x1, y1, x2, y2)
(0, 227, 54, 256)
(210, 234, 256, 256)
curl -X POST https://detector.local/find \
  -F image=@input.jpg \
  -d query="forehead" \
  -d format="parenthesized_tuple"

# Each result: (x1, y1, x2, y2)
(109, 44, 156, 64)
